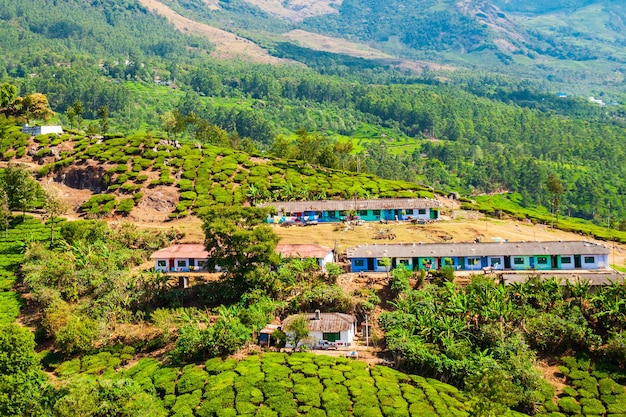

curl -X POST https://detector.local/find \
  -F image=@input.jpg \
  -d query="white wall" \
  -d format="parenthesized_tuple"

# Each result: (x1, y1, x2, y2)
(319, 252, 334, 270)
(155, 258, 168, 272)
(285, 324, 355, 348)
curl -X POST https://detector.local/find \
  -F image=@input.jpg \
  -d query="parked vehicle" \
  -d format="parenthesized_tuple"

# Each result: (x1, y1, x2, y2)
(317, 341, 338, 350)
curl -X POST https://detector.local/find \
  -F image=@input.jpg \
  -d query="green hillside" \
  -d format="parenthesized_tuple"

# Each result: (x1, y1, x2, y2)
(0, 129, 431, 219)
(2, 0, 626, 227)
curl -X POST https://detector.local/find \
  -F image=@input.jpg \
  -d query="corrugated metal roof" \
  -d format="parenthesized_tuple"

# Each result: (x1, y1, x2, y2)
(276, 244, 333, 259)
(259, 198, 441, 213)
(283, 313, 356, 332)
(501, 273, 623, 286)
(260, 324, 281, 335)
(150, 244, 209, 259)
(346, 241, 609, 258)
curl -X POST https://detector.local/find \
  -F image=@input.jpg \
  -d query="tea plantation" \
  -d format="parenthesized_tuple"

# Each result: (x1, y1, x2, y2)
(536, 355, 626, 417)
(0, 131, 431, 219)
(0, 216, 64, 325)
(46, 351, 527, 417)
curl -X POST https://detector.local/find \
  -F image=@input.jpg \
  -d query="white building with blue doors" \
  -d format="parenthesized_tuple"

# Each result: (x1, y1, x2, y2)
(346, 241, 610, 273)
(259, 198, 441, 224)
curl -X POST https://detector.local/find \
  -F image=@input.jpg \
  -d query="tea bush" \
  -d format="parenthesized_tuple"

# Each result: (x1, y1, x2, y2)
(43, 351, 527, 416)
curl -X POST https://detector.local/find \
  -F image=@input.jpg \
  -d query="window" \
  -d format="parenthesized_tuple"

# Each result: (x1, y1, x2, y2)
(418, 209, 426, 215)
(373, 210, 381, 216)
(561, 256, 572, 264)
(354, 259, 365, 267)
(537, 256, 548, 265)
(405, 209, 414, 215)
(490, 258, 500, 267)
(584, 256, 595, 264)
(468, 258, 480, 266)
(399, 259, 410, 265)
(359, 210, 368, 216)
(514, 257, 525, 265)
(157, 260, 166, 267)
(322, 332, 341, 342)
(177, 260, 187, 267)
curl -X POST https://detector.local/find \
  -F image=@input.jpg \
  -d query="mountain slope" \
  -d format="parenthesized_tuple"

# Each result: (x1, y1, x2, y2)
(138, 0, 287, 63)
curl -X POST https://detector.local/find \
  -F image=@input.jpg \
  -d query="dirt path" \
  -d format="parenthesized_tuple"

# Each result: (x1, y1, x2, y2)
(138, 0, 288, 64)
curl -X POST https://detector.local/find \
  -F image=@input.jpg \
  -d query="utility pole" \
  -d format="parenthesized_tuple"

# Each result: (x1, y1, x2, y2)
(365, 314, 369, 347)
(608, 202, 611, 231)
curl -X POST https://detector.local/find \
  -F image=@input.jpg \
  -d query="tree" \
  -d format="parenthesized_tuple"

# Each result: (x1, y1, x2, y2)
(268, 135, 293, 159)
(0, 83, 17, 109)
(201, 206, 279, 294)
(161, 109, 186, 139)
(546, 173, 564, 227)
(0, 163, 42, 221)
(390, 264, 411, 296)
(294, 127, 318, 163)
(43, 186, 69, 245)
(0, 324, 46, 417)
(379, 257, 392, 280)
(284, 314, 310, 351)
(72, 100, 83, 129)
(20, 93, 53, 122)
(65, 106, 76, 129)
(97, 105, 109, 134)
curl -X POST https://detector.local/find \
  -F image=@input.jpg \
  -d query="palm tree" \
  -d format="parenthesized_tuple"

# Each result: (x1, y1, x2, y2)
(246, 184, 260, 205)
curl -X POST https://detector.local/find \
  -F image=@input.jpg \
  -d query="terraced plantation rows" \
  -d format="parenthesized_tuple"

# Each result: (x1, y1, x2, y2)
(47, 351, 526, 417)
(0, 216, 64, 324)
(0, 129, 430, 218)
(540, 356, 626, 417)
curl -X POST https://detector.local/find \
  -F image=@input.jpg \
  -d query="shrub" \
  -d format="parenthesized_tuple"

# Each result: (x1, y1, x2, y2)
(81, 352, 115, 374)
(573, 376, 598, 396)
(606, 395, 626, 413)
(116, 198, 135, 215)
(172, 389, 202, 415)
(55, 357, 81, 377)
(600, 332, 626, 363)
(180, 191, 197, 200)
(80, 195, 117, 216)
(599, 377, 624, 395)
(55, 314, 98, 354)
(177, 365, 208, 394)
(154, 367, 179, 396)
(558, 397, 581, 414)
(580, 398, 606, 415)
(560, 386, 578, 397)
(178, 179, 194, 191)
